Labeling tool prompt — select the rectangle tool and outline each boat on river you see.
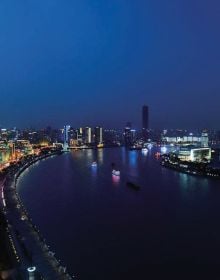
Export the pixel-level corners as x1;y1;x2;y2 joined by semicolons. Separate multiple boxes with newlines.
112;170;120;176
126;181;140;190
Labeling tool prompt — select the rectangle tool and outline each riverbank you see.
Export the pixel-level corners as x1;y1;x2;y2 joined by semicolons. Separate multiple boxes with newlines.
161;155;220;179
1;150;76;279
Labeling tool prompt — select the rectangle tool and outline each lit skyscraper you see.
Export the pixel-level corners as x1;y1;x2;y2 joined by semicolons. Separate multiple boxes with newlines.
85;127;92;144
201;131;209;147
63;125;70;151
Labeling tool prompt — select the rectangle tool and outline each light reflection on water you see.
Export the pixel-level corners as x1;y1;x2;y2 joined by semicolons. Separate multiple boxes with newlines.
97;149;104;164
91;165;97;178
84;149;93;162
128;151;138;167
178;172;209;199
128;151;139;177
112;174;120;185
141;150;148;156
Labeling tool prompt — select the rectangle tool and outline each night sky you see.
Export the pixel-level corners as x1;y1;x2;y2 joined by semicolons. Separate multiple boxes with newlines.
0;0;219;129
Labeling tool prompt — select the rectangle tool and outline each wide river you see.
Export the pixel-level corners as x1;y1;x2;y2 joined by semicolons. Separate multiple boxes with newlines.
17;148;220;279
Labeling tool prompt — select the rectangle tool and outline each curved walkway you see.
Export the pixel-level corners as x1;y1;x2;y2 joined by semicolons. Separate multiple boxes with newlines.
2;153;77;279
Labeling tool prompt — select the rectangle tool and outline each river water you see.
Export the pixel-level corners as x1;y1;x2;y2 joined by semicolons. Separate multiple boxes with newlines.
17;148;220;279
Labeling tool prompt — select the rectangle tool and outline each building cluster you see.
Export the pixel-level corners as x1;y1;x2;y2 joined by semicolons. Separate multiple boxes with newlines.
0;139;40;170
0;125;123;169
1;105;220;167
177;146;211;162
162;129;208;146
162;131;212;163
63;125;104;149
0;127;60;171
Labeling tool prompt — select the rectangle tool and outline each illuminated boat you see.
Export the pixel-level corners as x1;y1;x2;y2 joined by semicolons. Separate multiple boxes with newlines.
129;145;142;150
112;170;120;176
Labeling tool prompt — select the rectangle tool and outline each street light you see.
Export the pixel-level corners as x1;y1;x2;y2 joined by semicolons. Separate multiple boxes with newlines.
27;266;36;280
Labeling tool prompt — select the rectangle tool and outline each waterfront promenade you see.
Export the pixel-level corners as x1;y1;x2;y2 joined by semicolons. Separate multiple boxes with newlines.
1;152;76;279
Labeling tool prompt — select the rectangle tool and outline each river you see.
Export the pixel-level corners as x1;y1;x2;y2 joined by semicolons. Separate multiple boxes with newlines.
17;147;220;279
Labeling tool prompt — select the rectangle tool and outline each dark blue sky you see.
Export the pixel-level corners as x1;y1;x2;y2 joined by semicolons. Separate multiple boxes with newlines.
0;0;219;129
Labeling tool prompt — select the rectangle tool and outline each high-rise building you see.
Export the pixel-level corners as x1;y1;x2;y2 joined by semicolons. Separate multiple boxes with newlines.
201;132;209;147
95;127;103;145
63;125;70;150
142;105;149;139
130;129;137;143
84;127;92;144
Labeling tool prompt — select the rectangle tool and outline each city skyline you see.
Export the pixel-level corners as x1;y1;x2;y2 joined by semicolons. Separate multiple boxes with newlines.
1;1;220;279
0;0;219;129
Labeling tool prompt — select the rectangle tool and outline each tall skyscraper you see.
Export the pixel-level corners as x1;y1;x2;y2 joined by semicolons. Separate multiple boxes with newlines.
142;105;149;140
84;127;92;144
95;127;103;145
201;131;209;147
63;125;70;151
